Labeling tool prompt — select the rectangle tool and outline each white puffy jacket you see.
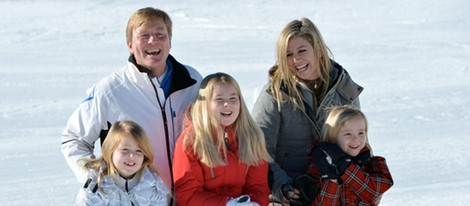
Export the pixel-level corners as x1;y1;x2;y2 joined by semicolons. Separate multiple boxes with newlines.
75;166;170;206
61;55;202;187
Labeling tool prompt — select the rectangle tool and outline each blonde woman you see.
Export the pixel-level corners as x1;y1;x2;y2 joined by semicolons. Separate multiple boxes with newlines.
252;18;362;204
252;17;363;205
309;106;393;205
173;72;272;206
75;120;169;206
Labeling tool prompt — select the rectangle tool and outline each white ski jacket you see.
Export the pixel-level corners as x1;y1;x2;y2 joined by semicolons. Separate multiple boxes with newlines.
61;55;202;187
75;166;170;206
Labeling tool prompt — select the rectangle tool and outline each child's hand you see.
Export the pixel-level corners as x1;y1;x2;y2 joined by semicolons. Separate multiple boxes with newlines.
311;142;351;179
351;149;371;167
310;145;339;179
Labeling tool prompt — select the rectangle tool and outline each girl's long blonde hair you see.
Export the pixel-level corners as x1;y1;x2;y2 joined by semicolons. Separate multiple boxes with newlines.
270;17;332;111
321;106;372;153
184;72;272;168
81;121;158;188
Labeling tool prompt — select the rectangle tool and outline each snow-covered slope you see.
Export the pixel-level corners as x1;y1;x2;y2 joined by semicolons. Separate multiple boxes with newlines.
1;0;469;205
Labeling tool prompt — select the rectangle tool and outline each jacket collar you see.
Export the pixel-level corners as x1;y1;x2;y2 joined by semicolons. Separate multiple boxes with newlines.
101;167;154;192
128;54;198;96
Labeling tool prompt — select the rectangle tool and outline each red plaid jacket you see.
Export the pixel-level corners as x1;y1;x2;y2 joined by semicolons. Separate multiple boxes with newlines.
308;149;393;206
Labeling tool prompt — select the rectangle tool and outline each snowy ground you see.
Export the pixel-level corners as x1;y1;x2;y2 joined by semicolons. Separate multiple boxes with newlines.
1;0;469;205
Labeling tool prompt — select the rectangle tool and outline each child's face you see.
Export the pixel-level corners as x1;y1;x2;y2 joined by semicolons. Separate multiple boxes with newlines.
210;82;240;127
112;136;144;179
336;116;367;157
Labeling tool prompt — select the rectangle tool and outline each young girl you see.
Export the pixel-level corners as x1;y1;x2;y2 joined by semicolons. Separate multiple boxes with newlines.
172;72;272;206
309;106;393;205
75;120;170;206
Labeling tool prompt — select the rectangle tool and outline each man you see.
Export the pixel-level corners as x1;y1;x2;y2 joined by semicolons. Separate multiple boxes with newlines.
61;7;202;190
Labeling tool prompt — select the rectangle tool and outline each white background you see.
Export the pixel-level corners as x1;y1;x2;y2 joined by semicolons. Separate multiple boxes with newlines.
1;0;469;205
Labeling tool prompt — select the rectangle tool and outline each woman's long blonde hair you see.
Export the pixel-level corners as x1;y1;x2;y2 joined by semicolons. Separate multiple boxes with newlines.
81;121;157;188
321;106;372;153
184;72;272;168
270;17;332;111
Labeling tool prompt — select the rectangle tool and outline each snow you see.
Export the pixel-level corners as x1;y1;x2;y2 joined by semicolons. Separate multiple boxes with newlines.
1;0;469;205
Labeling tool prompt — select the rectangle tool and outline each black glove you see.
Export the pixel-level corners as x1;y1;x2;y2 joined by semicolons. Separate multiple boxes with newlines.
351;149;371;167
311;142;351;179
281;184;303;206
310;146;338;179
293;174;318;205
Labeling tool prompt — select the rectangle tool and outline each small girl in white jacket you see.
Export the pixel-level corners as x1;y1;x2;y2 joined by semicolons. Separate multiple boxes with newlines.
75;120;169;206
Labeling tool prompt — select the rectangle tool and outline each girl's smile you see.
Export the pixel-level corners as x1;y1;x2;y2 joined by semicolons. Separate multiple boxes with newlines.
112;137;144;179
210;82;240;127
336;116;367;157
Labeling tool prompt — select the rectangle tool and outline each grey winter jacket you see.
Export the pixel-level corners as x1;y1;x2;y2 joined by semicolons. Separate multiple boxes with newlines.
75;166;170;206
252;62;363;202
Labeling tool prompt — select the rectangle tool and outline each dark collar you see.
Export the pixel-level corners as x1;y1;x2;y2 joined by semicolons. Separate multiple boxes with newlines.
128;54;198;96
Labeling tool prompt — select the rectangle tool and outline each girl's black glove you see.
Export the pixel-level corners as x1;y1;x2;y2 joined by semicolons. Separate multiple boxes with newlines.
351;149;371;167
310;142;351;179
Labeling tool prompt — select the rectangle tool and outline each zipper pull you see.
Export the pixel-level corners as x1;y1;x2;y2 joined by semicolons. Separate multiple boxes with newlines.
224;127;233;152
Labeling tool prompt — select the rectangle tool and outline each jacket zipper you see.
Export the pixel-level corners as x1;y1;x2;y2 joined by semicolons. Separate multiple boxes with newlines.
125;180;135;206
148;76;174;190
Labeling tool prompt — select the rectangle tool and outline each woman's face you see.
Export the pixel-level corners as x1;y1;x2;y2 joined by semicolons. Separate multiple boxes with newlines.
336;116;367;157
286;36;319;81
210;82;240;127
112;136;144;179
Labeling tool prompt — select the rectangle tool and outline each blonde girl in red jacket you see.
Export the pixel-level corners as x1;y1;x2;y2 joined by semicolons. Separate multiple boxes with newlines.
172;72;272;206
308;106;393;206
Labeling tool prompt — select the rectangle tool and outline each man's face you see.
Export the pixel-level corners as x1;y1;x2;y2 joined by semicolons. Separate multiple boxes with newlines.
128;18;171;76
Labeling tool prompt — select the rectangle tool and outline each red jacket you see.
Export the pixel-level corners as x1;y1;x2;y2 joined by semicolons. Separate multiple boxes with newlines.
172;126;270;206
308;149;393;206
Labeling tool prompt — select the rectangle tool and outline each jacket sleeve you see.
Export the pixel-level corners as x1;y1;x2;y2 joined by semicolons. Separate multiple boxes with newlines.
61;86;109;183
313;179;342;206
341;156;393;204
172;131;229;206
252;87;292;201
243;162;270;206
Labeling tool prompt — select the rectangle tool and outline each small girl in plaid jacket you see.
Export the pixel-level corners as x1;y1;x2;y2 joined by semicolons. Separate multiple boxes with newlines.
308;106;393;206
